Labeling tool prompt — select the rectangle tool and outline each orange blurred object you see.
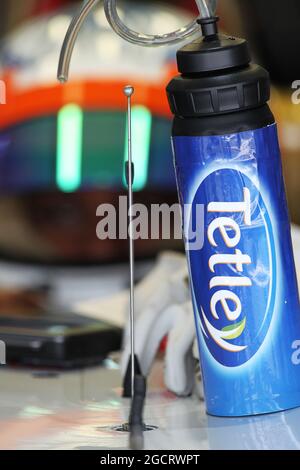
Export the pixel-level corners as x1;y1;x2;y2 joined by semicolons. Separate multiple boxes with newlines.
0;68;175;130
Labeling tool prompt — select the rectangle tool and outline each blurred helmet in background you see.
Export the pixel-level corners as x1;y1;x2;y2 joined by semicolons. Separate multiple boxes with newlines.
0;1;192;263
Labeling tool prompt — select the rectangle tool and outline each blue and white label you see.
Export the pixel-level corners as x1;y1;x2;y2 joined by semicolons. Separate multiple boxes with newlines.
188;169;276;367
173;125;300;416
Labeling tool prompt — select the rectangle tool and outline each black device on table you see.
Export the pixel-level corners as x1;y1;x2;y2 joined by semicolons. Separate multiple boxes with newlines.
0;311;122;369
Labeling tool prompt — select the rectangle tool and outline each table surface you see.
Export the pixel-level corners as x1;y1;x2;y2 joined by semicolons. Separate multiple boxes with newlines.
0;360;300;450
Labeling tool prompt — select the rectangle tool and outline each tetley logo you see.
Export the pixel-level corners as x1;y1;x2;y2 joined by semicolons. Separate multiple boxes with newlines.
189;169;276;367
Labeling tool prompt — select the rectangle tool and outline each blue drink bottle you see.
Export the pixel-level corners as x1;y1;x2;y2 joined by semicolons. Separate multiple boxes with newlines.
167;17;300;417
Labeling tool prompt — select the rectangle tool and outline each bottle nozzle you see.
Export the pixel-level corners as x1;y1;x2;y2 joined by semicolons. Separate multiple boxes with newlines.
197;16;219;39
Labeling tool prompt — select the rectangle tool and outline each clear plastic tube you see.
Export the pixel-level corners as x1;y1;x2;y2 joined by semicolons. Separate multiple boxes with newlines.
58;0;217;82
103;0;217;47
196;0;217;19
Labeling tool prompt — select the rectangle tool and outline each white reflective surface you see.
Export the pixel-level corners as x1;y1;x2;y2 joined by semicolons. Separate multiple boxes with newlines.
0;360;300;450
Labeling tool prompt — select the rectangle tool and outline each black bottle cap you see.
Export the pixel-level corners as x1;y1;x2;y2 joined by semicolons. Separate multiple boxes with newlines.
167;17;270;118
177;17;251;74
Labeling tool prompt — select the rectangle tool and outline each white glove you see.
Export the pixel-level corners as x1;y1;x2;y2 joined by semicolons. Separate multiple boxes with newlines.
121;251;203;397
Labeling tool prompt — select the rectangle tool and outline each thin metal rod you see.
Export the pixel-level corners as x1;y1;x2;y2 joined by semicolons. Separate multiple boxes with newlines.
124;85;135;398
